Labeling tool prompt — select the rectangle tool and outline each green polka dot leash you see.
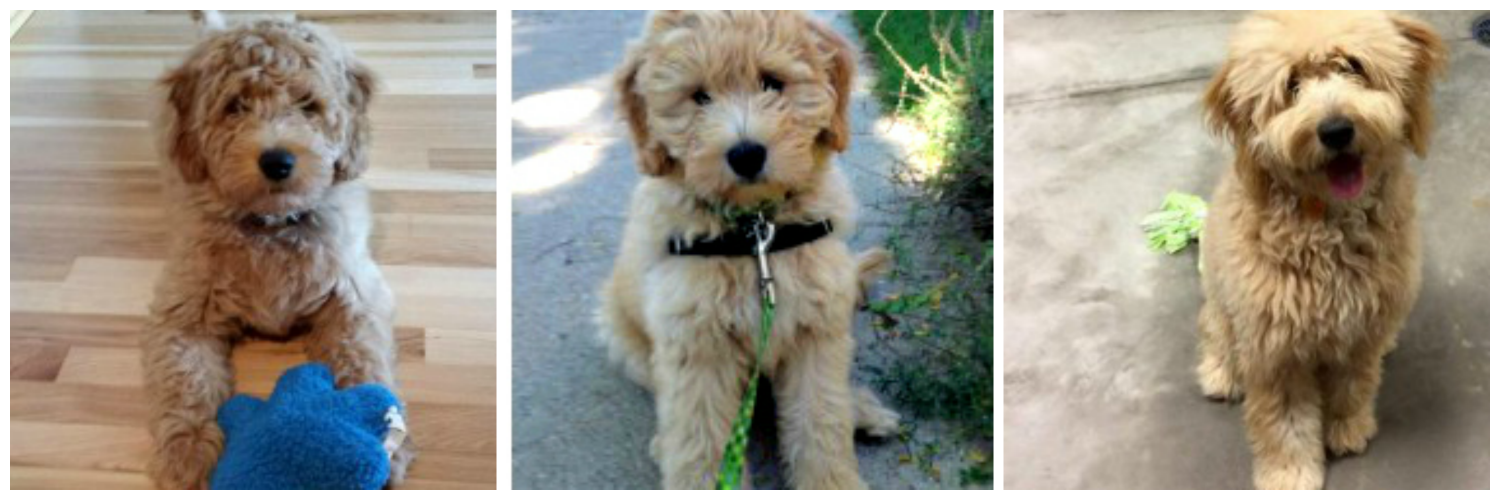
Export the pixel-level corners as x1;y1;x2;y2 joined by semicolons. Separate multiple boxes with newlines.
715;212;777;490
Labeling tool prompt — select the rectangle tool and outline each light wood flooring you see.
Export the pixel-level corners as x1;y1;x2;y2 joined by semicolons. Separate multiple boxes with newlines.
10;11;497;489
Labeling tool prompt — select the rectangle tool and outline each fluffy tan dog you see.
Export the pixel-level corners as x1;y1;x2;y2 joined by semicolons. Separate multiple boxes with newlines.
141;13;412;489
601;11;900;489
1198;11;1445;490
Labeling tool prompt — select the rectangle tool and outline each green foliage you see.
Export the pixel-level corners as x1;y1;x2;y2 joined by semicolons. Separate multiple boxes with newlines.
851;11;994;115
867;226;993;487
960;448;994;487
868;215;993;436
867;280;945;315
852;10;994;488
852;10;994;236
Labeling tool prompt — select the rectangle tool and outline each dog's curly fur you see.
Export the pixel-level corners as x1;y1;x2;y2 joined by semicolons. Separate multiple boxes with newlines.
141;15;413;489
1198;11;1445;490
601;11;899;489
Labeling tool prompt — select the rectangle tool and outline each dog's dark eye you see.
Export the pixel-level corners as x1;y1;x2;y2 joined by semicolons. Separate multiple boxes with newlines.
224;98;245;116
1286;74;1300;96
692;88;711;106
761;73;784;93
301;99;322;115
1346;57;1365;77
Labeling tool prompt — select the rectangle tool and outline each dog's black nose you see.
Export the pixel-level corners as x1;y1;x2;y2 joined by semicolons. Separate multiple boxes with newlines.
258;149;295;181
726;142;767;181
1317;116;1356;150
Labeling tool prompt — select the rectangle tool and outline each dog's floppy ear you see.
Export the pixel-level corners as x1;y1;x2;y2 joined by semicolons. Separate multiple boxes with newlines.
614;44;675;177
1204;60;1270;203
161;67;209;184
1202;59;1246;144
336;61;376;182
1391;14;1447;158
807;18;856;152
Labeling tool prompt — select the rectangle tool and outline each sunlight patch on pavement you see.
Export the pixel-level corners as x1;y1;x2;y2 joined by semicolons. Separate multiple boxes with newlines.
511;139;611;194
512;88;605;129
871;115;940;181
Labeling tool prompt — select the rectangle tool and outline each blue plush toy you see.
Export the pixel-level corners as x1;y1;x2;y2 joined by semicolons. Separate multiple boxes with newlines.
210;363;407;490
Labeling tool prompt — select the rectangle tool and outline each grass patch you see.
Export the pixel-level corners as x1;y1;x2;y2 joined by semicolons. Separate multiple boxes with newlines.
852;10;994;488
851;11;994;115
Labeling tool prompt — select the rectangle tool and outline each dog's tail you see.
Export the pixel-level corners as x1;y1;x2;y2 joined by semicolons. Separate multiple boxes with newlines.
191;10;226;35
855;248;893;306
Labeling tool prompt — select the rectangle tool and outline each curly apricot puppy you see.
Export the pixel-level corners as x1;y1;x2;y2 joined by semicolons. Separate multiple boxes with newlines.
141;12;412;489
1198;11;1445;489
601;11;899;489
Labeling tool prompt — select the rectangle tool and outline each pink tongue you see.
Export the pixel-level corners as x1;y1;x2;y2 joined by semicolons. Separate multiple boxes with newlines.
1326;154;1364;200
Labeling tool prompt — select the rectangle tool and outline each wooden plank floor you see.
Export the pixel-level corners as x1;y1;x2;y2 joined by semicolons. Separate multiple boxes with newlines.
9;11;497;489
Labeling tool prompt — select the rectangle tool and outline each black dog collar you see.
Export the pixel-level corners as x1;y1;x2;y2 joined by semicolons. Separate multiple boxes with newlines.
668;219;834;257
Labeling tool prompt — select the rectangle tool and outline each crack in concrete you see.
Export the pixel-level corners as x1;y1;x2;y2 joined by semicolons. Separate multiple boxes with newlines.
1004;67;1216;108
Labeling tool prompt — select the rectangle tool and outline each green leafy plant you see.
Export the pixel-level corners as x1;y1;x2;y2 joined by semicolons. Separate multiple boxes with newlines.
852;10;994;488
853;10;994;236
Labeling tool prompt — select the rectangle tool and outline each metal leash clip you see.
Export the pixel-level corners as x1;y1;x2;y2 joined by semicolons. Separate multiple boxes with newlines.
751;211;777;307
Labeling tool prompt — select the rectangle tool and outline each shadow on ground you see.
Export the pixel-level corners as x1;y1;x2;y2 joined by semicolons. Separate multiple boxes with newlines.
1003;11;1489;489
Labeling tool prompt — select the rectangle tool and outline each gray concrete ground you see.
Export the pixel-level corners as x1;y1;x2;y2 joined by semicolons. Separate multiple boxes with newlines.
512;11;964;489
1004;11;1489;489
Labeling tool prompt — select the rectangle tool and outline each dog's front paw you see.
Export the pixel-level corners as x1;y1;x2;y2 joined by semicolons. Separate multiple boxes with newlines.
148;425;224;489
853;387;900;438
857;405;901;439
1254;461;1324;490
1195;358;1242;401
1326;413;1377;456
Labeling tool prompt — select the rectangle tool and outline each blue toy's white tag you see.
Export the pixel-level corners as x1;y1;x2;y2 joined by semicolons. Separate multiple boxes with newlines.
383;406;407;459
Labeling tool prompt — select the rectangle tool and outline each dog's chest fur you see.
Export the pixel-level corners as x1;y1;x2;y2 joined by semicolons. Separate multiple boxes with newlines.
207;231;346;337
153;186;375;340
1212;174;1419;361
